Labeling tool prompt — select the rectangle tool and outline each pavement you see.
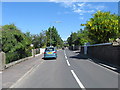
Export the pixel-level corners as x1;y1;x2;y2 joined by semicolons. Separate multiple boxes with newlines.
0;72;2;90
2;54;44;88
2;49;119;89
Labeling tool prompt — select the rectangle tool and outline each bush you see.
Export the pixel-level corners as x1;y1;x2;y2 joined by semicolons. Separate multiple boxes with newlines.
2;24;32;64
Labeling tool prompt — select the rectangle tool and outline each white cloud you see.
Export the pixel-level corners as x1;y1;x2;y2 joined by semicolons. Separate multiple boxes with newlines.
56;2;106;19
86;3;106;11
72;4;76;10
73;9;83;13
70;2;96;15
77;2;86;7
61;2;106;15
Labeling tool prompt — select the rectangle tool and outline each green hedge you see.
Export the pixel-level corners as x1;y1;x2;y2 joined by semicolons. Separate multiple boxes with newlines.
2;24;32;64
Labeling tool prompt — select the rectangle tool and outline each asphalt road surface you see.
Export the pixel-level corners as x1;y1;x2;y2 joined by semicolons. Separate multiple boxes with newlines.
0;72;2;90
11;49;118;89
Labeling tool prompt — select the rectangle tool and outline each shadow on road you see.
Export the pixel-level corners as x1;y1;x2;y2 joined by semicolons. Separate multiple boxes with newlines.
69;53;88;60
69;51;120;73
42;57;57;61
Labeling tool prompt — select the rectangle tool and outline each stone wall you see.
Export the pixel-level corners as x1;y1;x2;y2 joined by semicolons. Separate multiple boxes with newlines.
81;44;120;67
0;52;6;70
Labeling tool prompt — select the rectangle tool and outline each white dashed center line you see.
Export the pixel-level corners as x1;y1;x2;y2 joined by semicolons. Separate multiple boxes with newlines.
64;50;67;59
64;50;85;89
66;60;70;66
65;55;67;59
71;70;86;90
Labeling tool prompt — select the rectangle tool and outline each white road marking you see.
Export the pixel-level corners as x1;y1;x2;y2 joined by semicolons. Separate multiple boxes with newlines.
64;50;67;59
100;64;117;70
64;53;66;56
66;60;70;66
10;61;44;88
64;50;66;55
0;72;2;74
88;59;118;74
65;55;67;59
73;51;76;52
71;70;86;90
64;50;65;54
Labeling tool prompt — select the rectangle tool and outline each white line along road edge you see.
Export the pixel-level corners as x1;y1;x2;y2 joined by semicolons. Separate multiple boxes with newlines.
71;70;86;90
0;72;2;74
10;61;44;88
88;58;118;74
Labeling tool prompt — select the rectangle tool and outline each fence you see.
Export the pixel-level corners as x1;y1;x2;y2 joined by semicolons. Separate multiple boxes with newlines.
81;43;120;67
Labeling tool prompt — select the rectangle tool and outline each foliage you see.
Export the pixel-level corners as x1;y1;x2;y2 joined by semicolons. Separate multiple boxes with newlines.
81;11;119;44
24;26;63;49
31;30;47;48
46;26;63;47
67;29;91;46
2;24;32;64
77;28;92;45
0;26;2;52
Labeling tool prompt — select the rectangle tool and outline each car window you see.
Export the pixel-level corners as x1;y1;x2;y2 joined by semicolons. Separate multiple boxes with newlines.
45;48;54;51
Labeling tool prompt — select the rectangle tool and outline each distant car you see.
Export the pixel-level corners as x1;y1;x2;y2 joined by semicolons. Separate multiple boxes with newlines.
44;47;57;59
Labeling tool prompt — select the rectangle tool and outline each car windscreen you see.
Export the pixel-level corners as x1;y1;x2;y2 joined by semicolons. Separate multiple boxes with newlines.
45;48;54;51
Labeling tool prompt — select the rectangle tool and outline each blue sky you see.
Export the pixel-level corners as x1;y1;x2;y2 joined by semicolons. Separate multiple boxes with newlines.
2;2;118;40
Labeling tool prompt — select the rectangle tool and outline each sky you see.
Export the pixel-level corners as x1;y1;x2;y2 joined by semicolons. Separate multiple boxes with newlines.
2;2;119;40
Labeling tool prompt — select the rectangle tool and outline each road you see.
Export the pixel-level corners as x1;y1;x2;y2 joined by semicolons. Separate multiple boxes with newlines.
11;49;118;89
0;72;2;90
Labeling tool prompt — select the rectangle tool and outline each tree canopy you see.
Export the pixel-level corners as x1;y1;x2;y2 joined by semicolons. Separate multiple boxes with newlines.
2;24;32;63
81;11;119;43
67;28;91;46
67;11;120;46
46;26;63;47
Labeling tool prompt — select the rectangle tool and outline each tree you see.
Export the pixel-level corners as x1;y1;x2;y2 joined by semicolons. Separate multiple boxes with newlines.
46;26;63;47
2;24;32;63
81;11;119;44
30;26;63;48
76;28;92;45
67;28;91;46
67;32;78;46
25;32;32;41
0;26;2;52
32;34;41;48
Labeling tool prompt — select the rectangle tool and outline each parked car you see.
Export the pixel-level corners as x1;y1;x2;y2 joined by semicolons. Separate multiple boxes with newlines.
44;47;57;59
